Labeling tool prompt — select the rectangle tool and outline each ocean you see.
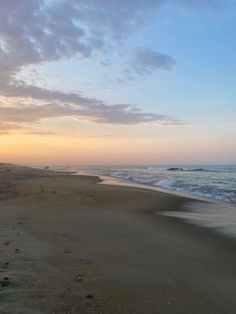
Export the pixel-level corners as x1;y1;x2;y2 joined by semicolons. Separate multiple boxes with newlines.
51;164;236;236
84;164;236;205
83;164;236;237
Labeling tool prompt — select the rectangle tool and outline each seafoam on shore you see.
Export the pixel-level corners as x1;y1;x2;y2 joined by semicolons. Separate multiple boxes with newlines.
162;201;236;238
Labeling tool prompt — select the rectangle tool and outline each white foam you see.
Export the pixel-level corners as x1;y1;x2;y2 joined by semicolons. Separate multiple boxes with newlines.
154;179;176;189
72;164;236;205
76;171;236;237
161;201;236;238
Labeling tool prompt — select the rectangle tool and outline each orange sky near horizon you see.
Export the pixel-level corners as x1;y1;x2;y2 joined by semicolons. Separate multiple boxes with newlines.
1;127;235;166
0;2;236;166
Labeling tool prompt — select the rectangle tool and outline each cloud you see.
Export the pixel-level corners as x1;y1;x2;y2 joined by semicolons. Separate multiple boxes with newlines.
0;82;184;127
132;47;176;74
0;0;173;80
0;0;221;130
0;102;183;129
119;47;176;82
0;132;9;136
0;0;90;80
0;0;224;80
24;131;56;136
0;121;23;132
74;0;221;41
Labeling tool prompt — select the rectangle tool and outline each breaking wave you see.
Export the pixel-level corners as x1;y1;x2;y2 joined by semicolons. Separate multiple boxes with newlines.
87;165;236;205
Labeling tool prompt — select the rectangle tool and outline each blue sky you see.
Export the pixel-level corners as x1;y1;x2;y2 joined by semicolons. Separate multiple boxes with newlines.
0;0;235;164
18;1;236;120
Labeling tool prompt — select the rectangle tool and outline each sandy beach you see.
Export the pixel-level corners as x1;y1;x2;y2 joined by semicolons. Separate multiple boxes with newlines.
0;164;236;314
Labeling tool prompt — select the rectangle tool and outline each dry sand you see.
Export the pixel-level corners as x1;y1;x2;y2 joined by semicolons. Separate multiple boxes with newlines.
0;164;236;313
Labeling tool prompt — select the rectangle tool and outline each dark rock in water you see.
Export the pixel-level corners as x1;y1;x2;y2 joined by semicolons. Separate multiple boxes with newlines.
191;168;205;172
167;167;183;171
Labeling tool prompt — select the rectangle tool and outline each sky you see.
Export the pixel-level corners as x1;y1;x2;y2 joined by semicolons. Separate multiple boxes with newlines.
0;0;235;165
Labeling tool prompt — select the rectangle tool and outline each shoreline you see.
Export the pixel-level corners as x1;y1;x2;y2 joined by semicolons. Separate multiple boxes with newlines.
76;170;236;209
0;164;236;313
76;171;236;238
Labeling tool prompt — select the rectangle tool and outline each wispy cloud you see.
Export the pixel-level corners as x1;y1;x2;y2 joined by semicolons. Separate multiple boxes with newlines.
0;0;224;81
0;103;183;129
132;47;176;74
119;47;176;82
0;0;222;131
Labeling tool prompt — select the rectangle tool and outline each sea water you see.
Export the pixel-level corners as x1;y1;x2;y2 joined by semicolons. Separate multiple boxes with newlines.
51;164;236;236
86;164;236;205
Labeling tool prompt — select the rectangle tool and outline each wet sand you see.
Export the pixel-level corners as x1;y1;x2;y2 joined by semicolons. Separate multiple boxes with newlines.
0;164;236;313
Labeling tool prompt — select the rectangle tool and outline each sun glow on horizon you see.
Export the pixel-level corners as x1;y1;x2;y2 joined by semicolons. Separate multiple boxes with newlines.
0;1;235;165
1;125;235;165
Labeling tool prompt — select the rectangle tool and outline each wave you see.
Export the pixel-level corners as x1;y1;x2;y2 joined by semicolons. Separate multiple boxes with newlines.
87;165;236;205
154;179;177;189
101;173;235;204
106;172;159;186
166;167;214;172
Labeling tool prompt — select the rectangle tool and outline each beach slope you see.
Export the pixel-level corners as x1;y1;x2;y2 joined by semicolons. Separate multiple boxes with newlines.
0;164;236;313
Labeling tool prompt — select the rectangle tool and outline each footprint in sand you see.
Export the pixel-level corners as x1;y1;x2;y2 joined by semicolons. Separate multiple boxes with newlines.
74;273;85;284
79;258;91;265
2;263;9;270
86;294;94;300
0;277;10;288
3;241;11;246
64;249;72;254
14;249;20;254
